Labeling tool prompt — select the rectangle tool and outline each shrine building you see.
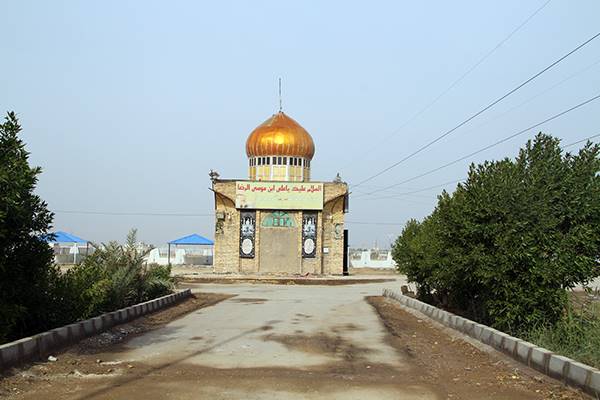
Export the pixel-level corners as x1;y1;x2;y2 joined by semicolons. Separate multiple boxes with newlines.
211;111;349;275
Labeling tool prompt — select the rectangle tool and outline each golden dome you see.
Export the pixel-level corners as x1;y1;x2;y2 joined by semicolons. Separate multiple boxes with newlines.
246;112;315;159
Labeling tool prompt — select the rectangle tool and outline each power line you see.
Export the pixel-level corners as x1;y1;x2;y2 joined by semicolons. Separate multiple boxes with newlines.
563;133;600;148
432;56;600;144
353;178;466;201
54;128;598;219
340;0;552;170
54;209;407;227
364;92;600;195
352;56;599;190
351;187;432;199
351;31;600;188
352;57;600;196
53;210;213;217
354;132;600;202
351;132;599;203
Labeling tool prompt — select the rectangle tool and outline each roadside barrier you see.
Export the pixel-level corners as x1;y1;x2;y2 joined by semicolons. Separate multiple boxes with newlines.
0;289;192;371
382;288;600;397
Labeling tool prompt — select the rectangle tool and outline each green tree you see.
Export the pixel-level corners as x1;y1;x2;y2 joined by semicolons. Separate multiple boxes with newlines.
0;112;55;342
392;133;600;333
393;217;442;303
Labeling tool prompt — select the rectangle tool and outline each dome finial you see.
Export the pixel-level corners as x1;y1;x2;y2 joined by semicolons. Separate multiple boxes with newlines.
278;77;283;112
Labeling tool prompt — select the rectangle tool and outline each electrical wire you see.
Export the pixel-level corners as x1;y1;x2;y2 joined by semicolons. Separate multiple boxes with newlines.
353;178;466;201
563;133;600;148
340;0;553;171
354;131;600;203
363;93;600;195
429;57;600;144
53;130;599;216
53;210;213;217
350;57;600;197
351;31;600;188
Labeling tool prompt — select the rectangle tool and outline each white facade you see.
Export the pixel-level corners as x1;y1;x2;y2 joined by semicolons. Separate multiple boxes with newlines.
349;249;396;269
146;247;213;266
50;242;93;264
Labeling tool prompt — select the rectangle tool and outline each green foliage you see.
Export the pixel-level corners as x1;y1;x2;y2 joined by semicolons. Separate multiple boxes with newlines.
393;133;600;333
62;229;174;319
0;112;55;342
141;263;174;302
524;296;600;368
392;218;441;303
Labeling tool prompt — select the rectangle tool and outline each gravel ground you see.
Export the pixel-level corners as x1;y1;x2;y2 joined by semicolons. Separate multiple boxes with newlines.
367;296;590;400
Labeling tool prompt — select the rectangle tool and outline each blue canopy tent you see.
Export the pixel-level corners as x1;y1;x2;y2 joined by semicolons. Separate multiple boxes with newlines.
167;234;214;265
48;231;88;244
46;231;90;263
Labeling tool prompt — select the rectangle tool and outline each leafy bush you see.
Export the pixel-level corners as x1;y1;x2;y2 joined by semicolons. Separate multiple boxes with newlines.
63;229;174;319
141;263;175;302
393;133;600;333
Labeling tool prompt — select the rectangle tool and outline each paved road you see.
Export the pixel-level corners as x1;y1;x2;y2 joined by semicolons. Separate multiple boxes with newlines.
108;281;436;399
10;280;584;400
39;279;440;400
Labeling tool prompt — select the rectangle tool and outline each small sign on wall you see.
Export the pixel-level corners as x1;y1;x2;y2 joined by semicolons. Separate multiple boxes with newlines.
334;223;344;239
239;211;256;258
302;212;317;258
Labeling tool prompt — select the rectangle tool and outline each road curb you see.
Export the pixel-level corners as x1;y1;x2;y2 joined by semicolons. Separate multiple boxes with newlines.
382;288;600;397
0;289;191;371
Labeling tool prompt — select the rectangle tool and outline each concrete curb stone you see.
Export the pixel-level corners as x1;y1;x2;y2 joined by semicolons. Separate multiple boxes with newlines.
0;289;191;371
479;327;495;345
530;347;553;374
501;335;520;356
568;361;593;388
516;340;534;364
548;354;572;381
590;371;600;394
382;288;600;397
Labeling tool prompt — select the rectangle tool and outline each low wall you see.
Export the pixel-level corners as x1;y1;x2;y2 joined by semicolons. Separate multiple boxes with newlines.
0;289;192;371
382;288;600;397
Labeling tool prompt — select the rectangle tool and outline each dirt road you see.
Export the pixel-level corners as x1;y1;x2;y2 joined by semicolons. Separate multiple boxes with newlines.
1;282;589;399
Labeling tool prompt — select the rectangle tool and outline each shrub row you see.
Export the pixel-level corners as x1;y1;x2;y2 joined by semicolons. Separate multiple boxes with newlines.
1;229;174;344
392;133;600;334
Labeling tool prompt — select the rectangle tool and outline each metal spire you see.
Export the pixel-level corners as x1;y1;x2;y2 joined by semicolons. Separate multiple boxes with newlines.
278;77;282;112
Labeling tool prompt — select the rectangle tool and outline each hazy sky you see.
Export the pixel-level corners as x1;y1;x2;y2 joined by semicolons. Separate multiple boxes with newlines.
2;1;599;248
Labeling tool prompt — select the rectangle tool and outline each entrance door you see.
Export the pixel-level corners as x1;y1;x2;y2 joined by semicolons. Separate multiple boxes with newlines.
259;211;300;274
